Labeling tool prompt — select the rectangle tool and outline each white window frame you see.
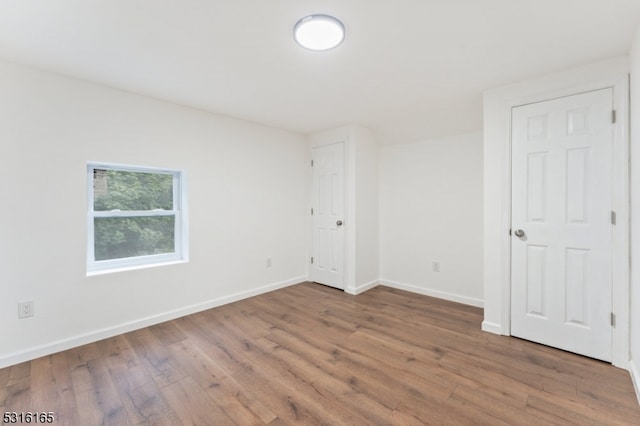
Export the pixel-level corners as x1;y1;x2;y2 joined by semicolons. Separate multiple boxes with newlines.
87;162;188;275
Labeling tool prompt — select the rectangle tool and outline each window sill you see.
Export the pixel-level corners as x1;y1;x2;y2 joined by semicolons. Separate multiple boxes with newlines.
86;259;188;277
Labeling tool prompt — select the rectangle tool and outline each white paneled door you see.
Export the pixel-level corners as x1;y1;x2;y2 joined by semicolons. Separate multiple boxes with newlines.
310;142;345;290
511;89;613;362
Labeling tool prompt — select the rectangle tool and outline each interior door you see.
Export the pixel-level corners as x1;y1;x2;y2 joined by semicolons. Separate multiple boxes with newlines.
510;88;613;362
310;142;345;290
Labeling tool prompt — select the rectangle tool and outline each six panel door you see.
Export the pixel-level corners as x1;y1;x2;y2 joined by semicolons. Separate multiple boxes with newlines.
511;89;614;361
310;142;345;289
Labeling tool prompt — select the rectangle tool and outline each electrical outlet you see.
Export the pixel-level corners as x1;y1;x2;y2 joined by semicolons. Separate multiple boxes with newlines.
18;301;34;319
266;257;272;268
432;261;440;272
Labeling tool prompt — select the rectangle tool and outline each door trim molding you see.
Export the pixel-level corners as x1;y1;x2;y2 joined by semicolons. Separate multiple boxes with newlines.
308;134;349;291
309;141;346;289
483;56;630;368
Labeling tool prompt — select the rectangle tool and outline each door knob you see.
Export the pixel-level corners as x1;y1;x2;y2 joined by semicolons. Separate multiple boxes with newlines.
336;220;343;226
514;229;525;237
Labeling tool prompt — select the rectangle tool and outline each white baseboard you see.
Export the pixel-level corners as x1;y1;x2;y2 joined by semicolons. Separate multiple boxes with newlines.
481;320;503;335
345;280;379;295
0;276;305;369
630;359;640;405
379;279;484;308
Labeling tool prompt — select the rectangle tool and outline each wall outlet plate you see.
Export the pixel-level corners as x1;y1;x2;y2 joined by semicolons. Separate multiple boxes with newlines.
18;301;34;318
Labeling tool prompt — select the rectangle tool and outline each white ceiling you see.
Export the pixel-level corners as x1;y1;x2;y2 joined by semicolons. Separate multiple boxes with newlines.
1;1;639;145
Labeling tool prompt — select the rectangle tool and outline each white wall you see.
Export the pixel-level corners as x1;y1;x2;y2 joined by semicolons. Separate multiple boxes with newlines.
629;26;640;401
353;126;379;292
0;61;308;368
379;132;484;306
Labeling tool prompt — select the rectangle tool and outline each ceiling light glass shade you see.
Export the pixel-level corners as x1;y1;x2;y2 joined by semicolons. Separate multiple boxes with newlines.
294;15;345;51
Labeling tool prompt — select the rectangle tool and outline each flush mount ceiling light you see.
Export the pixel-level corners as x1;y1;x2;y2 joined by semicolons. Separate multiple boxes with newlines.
294;14;345;51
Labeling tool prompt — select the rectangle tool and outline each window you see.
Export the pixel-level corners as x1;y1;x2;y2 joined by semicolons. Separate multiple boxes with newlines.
87;163;187;274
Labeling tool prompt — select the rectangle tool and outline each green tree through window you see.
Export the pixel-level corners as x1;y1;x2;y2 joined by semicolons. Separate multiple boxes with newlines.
88;164;186;273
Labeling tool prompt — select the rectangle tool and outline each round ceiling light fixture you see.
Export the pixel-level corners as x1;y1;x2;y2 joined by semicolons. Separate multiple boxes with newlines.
294;14;345;51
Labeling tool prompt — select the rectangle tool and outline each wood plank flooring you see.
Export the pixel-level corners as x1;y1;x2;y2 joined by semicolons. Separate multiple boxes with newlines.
2;283;639;425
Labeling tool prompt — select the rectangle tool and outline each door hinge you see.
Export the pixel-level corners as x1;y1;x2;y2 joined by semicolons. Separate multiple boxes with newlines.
311;208;313;215
310;256;314;264
611;110;616;124
509;228;512;236
611;312;616;327
611;211;616;225
311;160;314;167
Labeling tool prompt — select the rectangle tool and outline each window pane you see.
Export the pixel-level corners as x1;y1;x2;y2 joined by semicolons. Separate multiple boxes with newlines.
94;169;173;211
94;216;175;261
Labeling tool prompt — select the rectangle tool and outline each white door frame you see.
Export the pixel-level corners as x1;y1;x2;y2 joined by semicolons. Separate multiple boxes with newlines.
308;134;350;292
483;57;630;368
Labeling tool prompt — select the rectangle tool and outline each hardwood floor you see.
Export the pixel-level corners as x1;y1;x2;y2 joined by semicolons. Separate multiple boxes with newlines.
2;283;639;425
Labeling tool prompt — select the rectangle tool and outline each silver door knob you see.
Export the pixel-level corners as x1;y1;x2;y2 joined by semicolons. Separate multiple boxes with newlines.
514;229;525;237
336;220;343;226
